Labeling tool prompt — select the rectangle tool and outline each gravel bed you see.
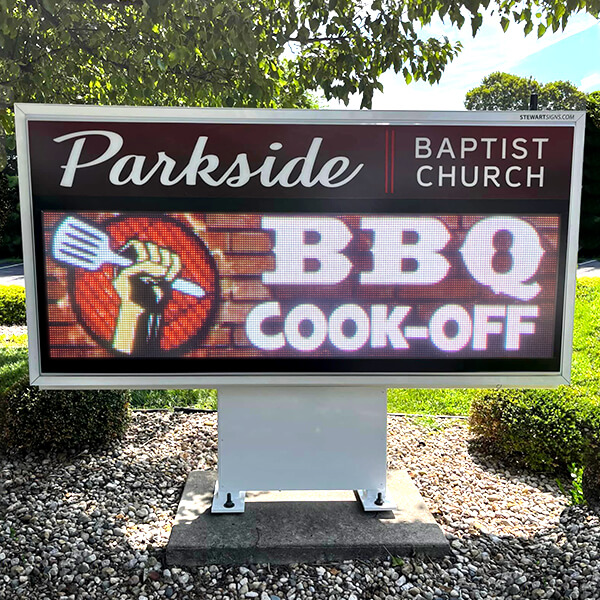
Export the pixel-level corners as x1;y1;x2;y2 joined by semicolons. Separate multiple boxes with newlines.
1;413;598;600
0;325;27;337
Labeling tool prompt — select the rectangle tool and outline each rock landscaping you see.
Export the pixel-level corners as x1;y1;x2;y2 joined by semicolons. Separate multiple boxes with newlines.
0;324;27;337
1;412;599;600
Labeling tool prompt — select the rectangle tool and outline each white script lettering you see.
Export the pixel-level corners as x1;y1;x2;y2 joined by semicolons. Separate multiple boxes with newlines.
54;132;364;189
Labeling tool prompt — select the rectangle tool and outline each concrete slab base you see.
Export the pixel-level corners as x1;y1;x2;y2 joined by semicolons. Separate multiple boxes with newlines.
166;470;450;565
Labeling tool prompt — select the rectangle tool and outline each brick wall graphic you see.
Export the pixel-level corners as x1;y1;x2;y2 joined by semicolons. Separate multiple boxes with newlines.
43;212;560;359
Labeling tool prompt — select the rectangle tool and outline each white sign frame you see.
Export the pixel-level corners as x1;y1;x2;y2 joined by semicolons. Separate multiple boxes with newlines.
15;104;586;388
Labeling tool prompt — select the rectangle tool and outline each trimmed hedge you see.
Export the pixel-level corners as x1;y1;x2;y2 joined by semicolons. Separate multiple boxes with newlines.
469;387;600;472
469;278;600;489
0;380;131;452
0;285;26;325
582;448;600;511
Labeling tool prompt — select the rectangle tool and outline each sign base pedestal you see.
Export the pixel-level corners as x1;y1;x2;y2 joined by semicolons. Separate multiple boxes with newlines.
356;487;398;511
167;469;450;566
211;485;397;514
211;481;246;514
211;386;394;514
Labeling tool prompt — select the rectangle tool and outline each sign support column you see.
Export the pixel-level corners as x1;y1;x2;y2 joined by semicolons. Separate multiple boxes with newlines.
211;386;396;513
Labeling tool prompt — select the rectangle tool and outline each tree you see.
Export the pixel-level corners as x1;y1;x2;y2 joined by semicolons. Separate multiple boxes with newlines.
466;75;598;257
1;2;599;257
465;72;541;110
465;72;587;111
2;0;599;116
590;90;600;127
541;80;589;111
580;92;600;257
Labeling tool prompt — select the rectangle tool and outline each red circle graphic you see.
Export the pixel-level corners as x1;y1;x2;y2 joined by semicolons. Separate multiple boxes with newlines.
71;215;218;353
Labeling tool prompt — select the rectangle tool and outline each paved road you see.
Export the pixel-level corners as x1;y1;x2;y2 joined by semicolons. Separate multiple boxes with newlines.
2;260;600;288
0;262;25;286
576;259;600;278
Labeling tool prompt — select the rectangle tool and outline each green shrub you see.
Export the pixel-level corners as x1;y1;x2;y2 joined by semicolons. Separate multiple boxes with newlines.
0;167;22;260
0;381;131;452
469;279;600;474
469;387;600;472
0;285;26;325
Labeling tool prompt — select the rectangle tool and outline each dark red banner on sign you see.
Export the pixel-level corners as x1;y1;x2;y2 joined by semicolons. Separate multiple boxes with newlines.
19;108;583;382
28;122;573;200
44;211;560;361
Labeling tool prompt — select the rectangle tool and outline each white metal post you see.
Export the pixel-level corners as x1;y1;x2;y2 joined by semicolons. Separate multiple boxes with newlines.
211;386;395;513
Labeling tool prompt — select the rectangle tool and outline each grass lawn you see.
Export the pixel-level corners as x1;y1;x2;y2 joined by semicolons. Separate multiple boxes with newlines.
130;388;217;410
2;278;600;415
569;278;600;393
0;333;28;395
0;335;218;409
389;277;600;415
387;388;477;416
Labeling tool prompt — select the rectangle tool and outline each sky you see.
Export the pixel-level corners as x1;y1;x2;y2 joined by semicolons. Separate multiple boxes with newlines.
326;11;600;111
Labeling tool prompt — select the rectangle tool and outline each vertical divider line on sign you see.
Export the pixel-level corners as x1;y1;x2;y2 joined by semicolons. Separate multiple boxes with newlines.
385;129;389;194
391;129;395;194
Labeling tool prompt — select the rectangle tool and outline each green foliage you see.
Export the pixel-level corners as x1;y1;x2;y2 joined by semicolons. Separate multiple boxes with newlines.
0;162;16;232
0;2;314;111
465;72;539;110
539;80;588;111
580;93;600;257
557;464;586;506
0;135;21;258
390;555;404;568
469;279;600;472
0;285;26;325
464;72;587;111
469;286;600;472
0;334;130;451
0;0;598;124
0;381;131;452
0;333;27;346
469;386;600;472
589;91;600;127
570;278;600;391
0;341;28;395
130;388;217;410
0;0;455;115
582;444;600;509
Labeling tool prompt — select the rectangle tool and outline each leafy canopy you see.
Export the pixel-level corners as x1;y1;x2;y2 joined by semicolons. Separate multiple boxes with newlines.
586;90;600;126
0;0;599;170
2;0;599;112
464;72;588;111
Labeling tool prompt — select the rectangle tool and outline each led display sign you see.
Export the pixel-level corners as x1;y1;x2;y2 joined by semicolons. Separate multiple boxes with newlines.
15;106;585;387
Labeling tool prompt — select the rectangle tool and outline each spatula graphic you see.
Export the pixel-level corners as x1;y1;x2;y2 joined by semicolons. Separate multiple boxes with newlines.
52;216;206;298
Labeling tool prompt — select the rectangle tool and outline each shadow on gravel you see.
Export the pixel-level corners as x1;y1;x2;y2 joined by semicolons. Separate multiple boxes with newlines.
2;413;599;600
0;412;216;594
466;438;568;498
437;505;600;600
